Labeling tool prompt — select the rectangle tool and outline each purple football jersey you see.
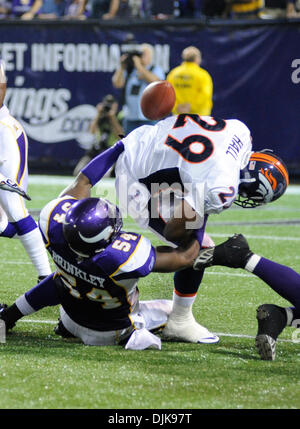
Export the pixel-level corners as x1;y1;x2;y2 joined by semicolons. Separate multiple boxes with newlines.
39;197;156;330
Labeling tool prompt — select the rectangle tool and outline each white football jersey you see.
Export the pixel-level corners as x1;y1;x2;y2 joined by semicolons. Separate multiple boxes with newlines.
115;114;252;228
0;104;30;222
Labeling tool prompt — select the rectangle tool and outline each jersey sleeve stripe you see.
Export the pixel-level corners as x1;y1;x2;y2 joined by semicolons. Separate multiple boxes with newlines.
39;196;76;247
15;131;27;186
110;236;153;278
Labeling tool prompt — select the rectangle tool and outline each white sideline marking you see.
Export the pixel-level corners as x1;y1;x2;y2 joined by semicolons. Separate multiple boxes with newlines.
28;176;300;194
129;226;300;241
209;233;300;241
17;319;295;343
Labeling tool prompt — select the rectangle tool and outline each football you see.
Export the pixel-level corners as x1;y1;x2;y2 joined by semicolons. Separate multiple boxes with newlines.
140;80;176;121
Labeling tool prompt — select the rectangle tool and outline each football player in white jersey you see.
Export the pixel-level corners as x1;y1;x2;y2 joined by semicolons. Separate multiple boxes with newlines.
65;113;289;344
0;60;51;282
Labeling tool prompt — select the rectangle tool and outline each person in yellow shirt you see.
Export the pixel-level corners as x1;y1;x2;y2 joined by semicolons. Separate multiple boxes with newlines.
166;46;213;116
229;0;265;18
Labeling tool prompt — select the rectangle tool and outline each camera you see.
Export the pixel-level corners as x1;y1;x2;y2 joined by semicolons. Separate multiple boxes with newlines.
97;94;115;130
122;50;142;73
101;94;115;114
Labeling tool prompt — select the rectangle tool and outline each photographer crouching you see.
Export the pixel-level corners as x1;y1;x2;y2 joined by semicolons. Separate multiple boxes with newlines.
112;43;165;135
73;94;123;176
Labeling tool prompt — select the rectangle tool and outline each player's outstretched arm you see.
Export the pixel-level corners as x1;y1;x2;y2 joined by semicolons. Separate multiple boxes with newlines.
59;172;92;200
59;140;125;199
153;239;200;273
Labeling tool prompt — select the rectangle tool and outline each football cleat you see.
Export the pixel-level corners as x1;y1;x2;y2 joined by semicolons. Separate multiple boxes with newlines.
54;318;76;339
0;178;31;201
0;303;15;331
255;304;287;361
194;234;253;270
161;313;219;344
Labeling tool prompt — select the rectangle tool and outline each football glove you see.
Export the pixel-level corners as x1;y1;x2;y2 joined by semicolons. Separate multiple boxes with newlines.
0;178;31;200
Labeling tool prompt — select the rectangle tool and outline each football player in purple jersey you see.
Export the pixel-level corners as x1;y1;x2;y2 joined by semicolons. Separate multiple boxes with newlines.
0;171;219;349
194;233;300;360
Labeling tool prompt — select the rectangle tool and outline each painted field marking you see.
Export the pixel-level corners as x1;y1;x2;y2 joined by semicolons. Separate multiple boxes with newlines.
16;318;295;344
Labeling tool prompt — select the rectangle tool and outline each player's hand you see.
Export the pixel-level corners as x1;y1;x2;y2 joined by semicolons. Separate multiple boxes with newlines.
0;178;31;200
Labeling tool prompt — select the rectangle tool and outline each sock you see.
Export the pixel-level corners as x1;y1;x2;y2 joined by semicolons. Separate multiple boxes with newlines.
169;289;196;320
174;266;205;296
0;222;17;238
246;255;300;320
14;216;52;277
172;267;204;316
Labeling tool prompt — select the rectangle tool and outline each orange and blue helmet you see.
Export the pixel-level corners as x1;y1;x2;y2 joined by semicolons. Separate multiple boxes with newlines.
235;150;289;208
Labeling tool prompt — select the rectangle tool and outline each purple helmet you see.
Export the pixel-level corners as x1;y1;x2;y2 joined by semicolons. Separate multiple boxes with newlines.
63;198;123;257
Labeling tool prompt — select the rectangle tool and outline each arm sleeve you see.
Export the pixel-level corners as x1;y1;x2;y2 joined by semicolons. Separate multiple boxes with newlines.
81;140;125;186
205;185;238;214
111;236;156;281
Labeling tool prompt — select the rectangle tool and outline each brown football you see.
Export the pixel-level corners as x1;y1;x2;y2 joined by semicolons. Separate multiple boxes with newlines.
140;80;176;121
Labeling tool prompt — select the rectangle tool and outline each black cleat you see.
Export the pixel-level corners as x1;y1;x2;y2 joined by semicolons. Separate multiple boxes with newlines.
0;303;15;331
54;318;76;339
37;275;48;283
194;234;253;270
255;304;287;361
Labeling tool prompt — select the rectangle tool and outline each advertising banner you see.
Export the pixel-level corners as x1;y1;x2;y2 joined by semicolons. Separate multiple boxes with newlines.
0;23;299;174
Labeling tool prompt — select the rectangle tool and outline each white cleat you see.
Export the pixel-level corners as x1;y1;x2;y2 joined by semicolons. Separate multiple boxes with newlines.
161;313;219;344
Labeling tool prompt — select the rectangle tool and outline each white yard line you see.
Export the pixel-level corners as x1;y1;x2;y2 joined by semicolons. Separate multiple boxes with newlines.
16;319;296;344
28;176;300;194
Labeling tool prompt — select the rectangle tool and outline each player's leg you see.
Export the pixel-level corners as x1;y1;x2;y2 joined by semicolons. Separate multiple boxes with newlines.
58;307;134;346
115;172;218;343
0;204;17;237
149;215;218;343
0;274;59;330
161;266;219;344
0;135;51;280
194;233;300;358
0;192;52;280
247;257;299;361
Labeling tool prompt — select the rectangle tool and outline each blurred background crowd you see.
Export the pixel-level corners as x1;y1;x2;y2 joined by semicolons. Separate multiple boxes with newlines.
0;0;299;21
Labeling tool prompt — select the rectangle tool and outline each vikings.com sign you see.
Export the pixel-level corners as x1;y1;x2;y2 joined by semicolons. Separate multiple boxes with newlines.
0;34;170;169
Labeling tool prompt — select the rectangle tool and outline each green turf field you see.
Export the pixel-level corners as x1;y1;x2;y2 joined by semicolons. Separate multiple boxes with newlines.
0;175;299;410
